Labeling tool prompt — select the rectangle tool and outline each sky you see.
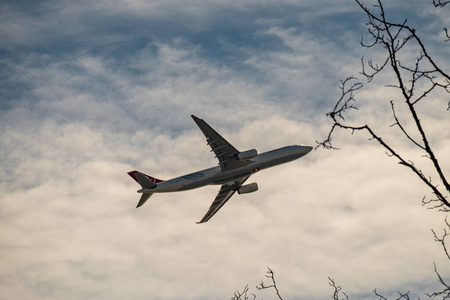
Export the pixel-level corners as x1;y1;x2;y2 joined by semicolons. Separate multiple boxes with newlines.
1;0;450;299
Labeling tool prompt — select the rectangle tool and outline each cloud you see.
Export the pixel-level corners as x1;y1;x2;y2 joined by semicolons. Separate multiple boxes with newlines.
1;1;449;299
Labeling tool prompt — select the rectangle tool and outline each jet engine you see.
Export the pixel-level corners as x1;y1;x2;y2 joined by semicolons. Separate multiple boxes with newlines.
236;149;258;161
238;183;258;194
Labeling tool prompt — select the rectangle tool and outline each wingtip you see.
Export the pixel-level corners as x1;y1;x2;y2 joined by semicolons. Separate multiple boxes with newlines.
191;115;199;120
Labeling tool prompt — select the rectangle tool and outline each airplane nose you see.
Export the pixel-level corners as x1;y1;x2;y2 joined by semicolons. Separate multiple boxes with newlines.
293;145;313;157
300;145;313;153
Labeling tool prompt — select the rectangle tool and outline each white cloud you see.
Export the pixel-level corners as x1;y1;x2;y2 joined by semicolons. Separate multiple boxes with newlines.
1;1;450;299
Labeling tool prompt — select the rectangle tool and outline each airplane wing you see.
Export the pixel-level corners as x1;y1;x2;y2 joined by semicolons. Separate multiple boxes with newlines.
197;176;249;224
191;115;249;171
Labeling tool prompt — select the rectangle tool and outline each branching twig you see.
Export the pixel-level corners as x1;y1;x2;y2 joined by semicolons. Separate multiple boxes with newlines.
316;77;363;150
373;289;411;300
427;263;450;299
329;277;349;300
231;285;256;300
389;100;425;150
432;217;450;261
432;0;450;42
444;28;450;42
256;267;283;300
432;0;450;8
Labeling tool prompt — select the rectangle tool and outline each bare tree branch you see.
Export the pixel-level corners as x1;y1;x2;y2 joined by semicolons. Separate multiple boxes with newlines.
444;28;450;42
256;267;283;300
427;263;450;299
316;77;363;150
389;100;425;150
432;0;450;8
329;277;349;300
319;0;450;210
232;285;256;300
237;2;450;299
432;217;450;261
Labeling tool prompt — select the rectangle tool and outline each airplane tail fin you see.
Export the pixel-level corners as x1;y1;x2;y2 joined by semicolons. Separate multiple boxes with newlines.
128;171;164;208
128;170;164;188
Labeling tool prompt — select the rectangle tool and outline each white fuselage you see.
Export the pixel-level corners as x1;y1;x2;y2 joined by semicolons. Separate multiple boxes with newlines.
139;145;312;194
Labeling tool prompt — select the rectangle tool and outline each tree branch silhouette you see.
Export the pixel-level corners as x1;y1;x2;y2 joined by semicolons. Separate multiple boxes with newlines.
256;267;283;300
236;1;449;299
317;0;450;298
318;0;450;211
231;285;256;300
329;277;349;300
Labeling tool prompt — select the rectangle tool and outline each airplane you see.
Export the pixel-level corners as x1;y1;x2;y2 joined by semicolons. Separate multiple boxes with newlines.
128;115;313;223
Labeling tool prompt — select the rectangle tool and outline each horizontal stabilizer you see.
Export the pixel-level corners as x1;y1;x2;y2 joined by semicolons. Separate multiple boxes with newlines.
128;171;162;208
137;193;153;208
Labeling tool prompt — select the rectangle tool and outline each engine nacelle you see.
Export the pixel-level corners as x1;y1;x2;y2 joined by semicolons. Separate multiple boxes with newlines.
238;183;258;194
236;149;258;161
